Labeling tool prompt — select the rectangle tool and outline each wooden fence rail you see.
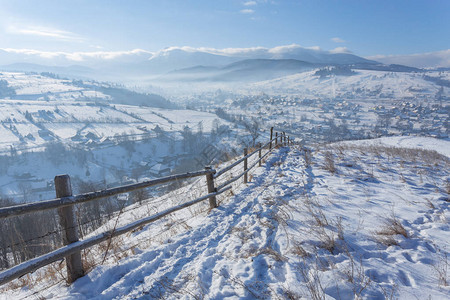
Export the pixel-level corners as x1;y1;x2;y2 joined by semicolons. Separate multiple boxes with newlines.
0;128;295;286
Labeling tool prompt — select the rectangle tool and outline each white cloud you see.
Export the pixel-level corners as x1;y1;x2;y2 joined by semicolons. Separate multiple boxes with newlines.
367;49;450;68
240;9;255;14
0;48;153;62
6;24;84;42
243;1;257;6
329;47;351;54
331;37;345;43
152;44;328;59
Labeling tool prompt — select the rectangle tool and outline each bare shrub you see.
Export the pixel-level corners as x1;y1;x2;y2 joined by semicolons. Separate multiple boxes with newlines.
374;214;408;247
315;227;336;253
341;252;372;298
298;258;326;300
380;283;398;300
291;242;308;257
374;235;399;247
376;216;408;238
425;198;436;209
445;179;450;202
281;287;302;300
433;252;448;287
303;148;313;167
305;198;329;228
323;151;336;174
335;216;345;240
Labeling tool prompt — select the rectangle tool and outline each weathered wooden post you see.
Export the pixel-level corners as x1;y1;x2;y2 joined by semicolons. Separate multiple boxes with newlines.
258;142;262;167
269;127;274;150
205;167;217;209
243;148;248;183
275;132;278;147
283;132;286;146
55;175;84;283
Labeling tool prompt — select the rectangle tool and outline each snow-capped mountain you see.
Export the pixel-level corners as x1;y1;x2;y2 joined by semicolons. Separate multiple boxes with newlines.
0;45;378;81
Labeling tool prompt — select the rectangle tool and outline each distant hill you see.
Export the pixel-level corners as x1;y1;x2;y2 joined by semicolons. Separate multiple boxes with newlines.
0;45;379;82
0;63;94;78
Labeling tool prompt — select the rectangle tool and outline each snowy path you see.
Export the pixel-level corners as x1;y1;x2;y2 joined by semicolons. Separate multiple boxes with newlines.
2;141;449;299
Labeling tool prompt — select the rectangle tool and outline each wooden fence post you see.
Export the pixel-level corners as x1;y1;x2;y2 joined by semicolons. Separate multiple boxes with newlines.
205;167;217;209
275;132;278;147
55;175;84;283
269;127;273;150
243;148;248;183
283;132;286;146
258;142;262;167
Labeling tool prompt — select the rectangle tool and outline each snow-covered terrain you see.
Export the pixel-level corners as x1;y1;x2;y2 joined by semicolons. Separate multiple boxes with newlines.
340;136;450;158
2;137;448;299
246;70;446;99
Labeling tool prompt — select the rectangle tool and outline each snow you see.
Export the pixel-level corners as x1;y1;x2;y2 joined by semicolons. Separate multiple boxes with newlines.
244;70;447;99
340;136;450;158
2;138;449;299
1;72;83;95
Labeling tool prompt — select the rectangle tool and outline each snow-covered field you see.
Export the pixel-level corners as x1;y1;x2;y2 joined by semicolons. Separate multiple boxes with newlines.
2;137;449;299
340;136;450;158
245;70;447;99
0;100;230;152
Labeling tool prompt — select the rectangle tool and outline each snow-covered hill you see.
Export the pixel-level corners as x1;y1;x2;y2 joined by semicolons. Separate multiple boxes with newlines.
0;45;376;78
2;137;448;299
0;72;244;201
246;69;446;99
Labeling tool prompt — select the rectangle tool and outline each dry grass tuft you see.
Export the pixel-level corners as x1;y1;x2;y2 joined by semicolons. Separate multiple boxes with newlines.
433;252;448;287
374;214;408;247
316;228;336;253
374;235;398;247
291;242;309;258
323;151;336;174
376;217;408;238
303;148;313;167
425;198;436;209
306;200;329;228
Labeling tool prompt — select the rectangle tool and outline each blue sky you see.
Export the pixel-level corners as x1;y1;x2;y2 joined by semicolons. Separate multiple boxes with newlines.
0;0;448;56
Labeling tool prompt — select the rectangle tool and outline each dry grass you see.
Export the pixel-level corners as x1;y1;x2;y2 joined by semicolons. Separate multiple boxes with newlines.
445;180;450;202
303;148;313;167
297;257;327;300
377;217;408;238
332;144;450;167
425;198;436;209
290;241;309;258
322;151;336;174
341;250;372;298
374;214;408;247
433;252;448;287
305;199;329;228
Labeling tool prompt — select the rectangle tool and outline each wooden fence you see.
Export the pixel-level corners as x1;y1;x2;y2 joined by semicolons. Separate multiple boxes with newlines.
0;128;294;286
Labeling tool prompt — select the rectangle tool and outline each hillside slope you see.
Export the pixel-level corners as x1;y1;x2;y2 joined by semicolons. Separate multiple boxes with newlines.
2;138;449;299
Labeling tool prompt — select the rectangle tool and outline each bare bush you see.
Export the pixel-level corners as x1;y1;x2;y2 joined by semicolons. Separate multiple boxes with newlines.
303;148;313;167
374;214;408;247
298;258;326;300
323;151;336;174
377;216;408;238
291;241;308;258
341;251;372;298
305;198;329;228
433;252;448;287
